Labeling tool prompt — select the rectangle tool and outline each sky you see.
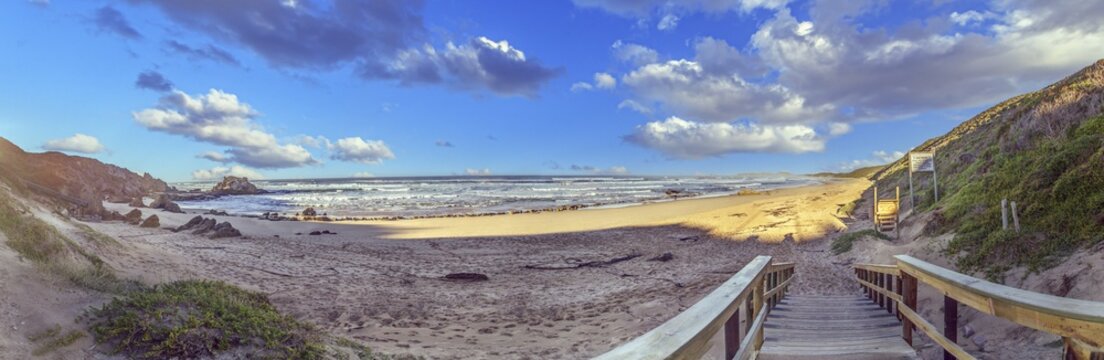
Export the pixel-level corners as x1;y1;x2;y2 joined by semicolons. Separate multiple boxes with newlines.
1;0;1102;182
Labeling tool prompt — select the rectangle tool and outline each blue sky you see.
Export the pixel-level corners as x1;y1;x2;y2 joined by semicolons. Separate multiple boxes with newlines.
1;0;1101;181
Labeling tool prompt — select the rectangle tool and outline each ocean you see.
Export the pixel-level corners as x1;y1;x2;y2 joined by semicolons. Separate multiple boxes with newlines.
172;175;818;218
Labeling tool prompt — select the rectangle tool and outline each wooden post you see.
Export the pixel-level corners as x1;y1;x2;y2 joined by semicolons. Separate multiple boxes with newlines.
1001;199;1009;230
745;296;753;335
944;295;959;360
753;274;765;350
873;185;879;234
1011;201;1021;232
724;309;740;359
887;274;895;314
895;187;901;239
901;271;917;346
896;276;903;319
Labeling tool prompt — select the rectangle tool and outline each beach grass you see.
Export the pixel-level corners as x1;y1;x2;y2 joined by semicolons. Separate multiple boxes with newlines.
831;229;891;255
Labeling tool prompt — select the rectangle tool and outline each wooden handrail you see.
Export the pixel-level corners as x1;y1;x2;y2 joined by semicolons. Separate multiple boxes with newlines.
854;256;1104;359
595;256;795;359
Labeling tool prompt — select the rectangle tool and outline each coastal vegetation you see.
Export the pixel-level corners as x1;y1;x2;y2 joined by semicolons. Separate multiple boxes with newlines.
871;60;1104;278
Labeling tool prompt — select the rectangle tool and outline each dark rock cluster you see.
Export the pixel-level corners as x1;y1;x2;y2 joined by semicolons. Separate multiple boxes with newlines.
174;216;242;239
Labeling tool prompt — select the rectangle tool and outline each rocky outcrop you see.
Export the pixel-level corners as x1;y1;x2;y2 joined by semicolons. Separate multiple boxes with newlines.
0;137;170;206
139;215;160;228
301;207;318;217
149;194;183;213
209;176;263;195
124;209;143;225
174;216;241;239
128;197;145;208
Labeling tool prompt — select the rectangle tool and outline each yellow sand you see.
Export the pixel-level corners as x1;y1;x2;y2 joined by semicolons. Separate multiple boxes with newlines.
352;178;870;241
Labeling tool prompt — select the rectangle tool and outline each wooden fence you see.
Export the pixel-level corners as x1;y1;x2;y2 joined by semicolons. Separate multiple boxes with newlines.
855;255;1104;360
595;256;794;360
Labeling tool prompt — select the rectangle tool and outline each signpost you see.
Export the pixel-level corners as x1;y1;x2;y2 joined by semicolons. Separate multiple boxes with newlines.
908;151;938;208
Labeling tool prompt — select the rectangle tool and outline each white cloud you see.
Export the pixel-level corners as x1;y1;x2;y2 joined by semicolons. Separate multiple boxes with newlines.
657;14;680;31
192;165;264;180
572;72;617;92
836;150;904;171
197;151;231;163
365;36;560;97
573;0;789;17
329;137;395;164
626;116;826;158
133;89;318;168
465;168;491;176
612;40;659;66
296;135;332;149
42;133;104;154
827;122;851;136
950;10;994;26
353;172;374;178
617;99;653;114
594;72;617;89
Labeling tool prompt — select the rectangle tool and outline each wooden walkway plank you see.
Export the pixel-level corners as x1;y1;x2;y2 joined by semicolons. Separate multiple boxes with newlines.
757;295;919;360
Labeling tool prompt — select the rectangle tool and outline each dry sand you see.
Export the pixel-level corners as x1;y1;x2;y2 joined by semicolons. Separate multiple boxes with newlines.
54;178;868;359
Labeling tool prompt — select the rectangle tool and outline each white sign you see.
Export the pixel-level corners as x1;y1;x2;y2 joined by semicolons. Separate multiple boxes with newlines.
910;152;934;172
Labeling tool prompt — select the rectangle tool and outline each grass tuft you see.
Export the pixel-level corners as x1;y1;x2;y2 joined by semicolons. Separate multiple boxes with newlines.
85;280;326;360
831;229;891;255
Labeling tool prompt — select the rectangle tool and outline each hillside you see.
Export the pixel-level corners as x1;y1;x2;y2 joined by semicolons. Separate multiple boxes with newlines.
0;137;170;218
870;59;1104;277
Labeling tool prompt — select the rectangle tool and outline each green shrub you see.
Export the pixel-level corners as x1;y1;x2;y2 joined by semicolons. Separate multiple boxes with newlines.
831;229;891;254
86;280;326;360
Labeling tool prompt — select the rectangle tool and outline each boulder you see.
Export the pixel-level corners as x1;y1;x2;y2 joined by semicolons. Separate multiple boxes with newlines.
175;216;204;232
128;197;145;208
106;194;131;204
209;176;262;195
302;207;318;217
124;209;143;225
150;194;183;213
139;215;160;228
209;222;242;238
103;211;127;222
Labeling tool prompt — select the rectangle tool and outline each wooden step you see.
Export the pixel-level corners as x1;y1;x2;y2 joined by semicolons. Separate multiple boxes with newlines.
757;294;918;360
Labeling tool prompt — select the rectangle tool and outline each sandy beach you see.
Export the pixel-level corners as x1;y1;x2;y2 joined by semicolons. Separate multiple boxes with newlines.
76;178;869;358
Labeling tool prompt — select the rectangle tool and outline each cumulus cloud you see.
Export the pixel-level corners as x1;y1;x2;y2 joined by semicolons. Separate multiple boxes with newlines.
93;6;141;39
611;0;1104;157
464;168;491;176
626;117;825;158
197;151;231;163
572;72;617;92
617;99;653;114
570;164;630;174
166;40;240;66
329;137;395;164
612;40;659;66
192;165;264;180
362;36;561;97
836;150;904;171
657;14;680;31
132;89;318;168
572;0;788;17
42;133;105;154
135;70;173;92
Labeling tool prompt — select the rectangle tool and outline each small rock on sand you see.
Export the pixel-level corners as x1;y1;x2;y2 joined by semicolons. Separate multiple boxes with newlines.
443;273;489;282
649;253;674;262
140;215;160;228
150;194;183;213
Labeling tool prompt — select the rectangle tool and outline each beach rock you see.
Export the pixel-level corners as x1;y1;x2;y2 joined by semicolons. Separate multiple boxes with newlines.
139;215;160;228
963;325;975;338
124;209;143;225
209;176;262;195
302;207;318;217
103;211;127;222
106;194;131;204
150;194;183;213
128;197;145;208
175;216;204;232
208;222;242;238
971;335;988;352
649;253;674;262
442;273;489;282
309;231;323;236
207;209;229;216
190;218;217;234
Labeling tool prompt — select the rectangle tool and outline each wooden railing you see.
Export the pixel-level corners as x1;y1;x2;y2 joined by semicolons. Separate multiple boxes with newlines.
595;256;795;360
855;255;1104;360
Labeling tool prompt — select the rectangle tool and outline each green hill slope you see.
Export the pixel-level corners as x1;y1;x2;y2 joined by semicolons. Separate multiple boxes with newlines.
871;59;1104;277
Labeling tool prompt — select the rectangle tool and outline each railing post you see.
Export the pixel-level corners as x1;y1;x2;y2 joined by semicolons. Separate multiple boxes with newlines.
725;308;740;359
753;274;765;351
876;272;885;309
944;296;959;360
901;271;917;346
896;275;903;320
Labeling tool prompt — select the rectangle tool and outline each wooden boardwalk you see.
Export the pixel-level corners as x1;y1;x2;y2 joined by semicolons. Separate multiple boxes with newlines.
758;295;918;359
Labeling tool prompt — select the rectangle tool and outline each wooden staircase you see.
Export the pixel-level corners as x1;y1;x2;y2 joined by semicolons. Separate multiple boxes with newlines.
873;185;900;238
758;295;918;359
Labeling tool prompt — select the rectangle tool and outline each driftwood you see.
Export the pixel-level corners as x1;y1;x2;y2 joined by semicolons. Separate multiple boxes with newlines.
524;254;641;270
